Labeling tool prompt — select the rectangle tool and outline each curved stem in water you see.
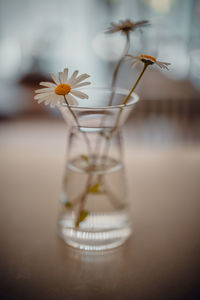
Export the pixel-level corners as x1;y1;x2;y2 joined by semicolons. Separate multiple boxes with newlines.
75;173;93;228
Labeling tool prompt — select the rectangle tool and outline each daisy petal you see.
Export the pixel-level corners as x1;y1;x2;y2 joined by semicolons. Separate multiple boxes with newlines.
50;73;60;85
126;54;139;60
126;57;135;63
68;70;79;84
58;95;66;105
35;68;91;108
73;81;91;88
52;95;63;106
50;97;57;108
156;61;168;70
66;94;79;106
71;90;88;99
63;68;68;82
35;88;54;93
44;98;52;106
159;61;171;66
71;74;90;86
59;72;64;83
40;82;57;88
162;65;169;70
34;92;53;99
130;60;140;69
163;66;169;70
37;96;50;104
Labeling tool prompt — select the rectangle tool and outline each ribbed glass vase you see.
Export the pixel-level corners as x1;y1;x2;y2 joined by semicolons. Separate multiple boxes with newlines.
58;88;139;251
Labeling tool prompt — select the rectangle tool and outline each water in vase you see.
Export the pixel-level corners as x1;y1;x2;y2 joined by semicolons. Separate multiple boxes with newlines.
58;155;132;251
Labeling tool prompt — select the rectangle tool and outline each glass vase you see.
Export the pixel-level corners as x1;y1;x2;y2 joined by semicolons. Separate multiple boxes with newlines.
58;88;139;251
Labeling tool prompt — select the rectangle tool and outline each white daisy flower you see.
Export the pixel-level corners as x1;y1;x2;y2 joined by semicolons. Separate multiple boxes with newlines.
106;19;150;35
126;54;171;70
34;68;91;107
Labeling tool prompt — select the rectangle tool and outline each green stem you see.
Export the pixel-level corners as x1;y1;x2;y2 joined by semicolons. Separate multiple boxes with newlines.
94;33;130;162
63;95;92;158
63;95;94;227
58;70;93;160
112;33;130;86
96;62;149;191
75;173;92;228
123;63;148;105
110;63;148;135
109;33;130;106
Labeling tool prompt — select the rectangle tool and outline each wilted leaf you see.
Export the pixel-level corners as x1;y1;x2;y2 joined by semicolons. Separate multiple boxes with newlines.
75;211;89;228
88;183;101;193
99;132;110;140
65;201;72;208
80;155;89;162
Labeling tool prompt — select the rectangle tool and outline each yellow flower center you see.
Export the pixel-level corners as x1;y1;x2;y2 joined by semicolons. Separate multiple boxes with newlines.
55;83;71;95
140;54;156;62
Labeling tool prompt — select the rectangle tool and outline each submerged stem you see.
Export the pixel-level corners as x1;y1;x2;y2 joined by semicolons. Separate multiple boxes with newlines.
75;173;92;228
62;96;94;227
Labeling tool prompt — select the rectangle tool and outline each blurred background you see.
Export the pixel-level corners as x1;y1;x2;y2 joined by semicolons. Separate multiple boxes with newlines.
0;1;200;299
0;0;200;126
0;0;200;146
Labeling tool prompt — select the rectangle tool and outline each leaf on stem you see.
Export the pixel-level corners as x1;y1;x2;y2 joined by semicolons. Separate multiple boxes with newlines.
80;154;89;162
99;132;110;140
75;211;89;228
88;183;102;194
65;201;72;209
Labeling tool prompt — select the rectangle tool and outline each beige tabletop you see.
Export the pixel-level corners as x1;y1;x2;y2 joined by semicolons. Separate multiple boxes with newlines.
0;118;200;299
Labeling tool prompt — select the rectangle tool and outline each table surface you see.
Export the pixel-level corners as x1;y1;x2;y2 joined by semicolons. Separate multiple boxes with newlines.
0;118;200;300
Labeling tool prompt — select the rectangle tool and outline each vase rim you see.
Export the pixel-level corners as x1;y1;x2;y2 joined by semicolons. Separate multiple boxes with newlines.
60;87;139;110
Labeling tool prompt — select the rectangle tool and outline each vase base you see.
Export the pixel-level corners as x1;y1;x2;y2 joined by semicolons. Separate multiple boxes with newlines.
58;226;131;251
58;211;132;251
